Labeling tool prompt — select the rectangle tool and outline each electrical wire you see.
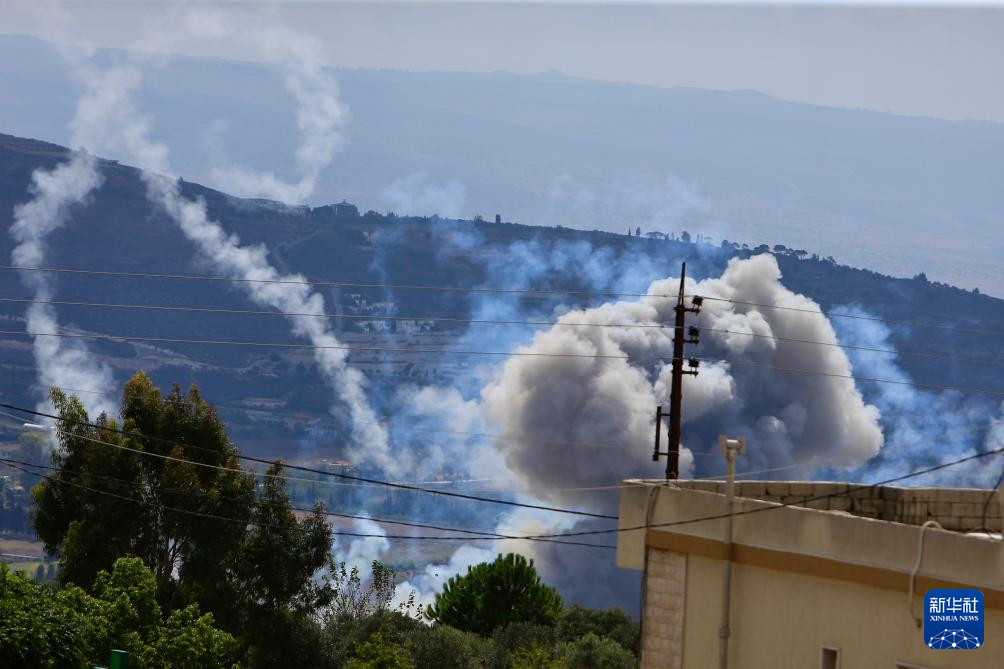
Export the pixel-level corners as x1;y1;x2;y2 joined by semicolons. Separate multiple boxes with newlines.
688;355;1004;399
0;376;702;463
0;296;669;331
4;263;1004;336
3;458;610;546
696;295;1004;338
0;402;618;520
0;456;613;550
4;296;1003;369
0;264;668;300
0;328;649;360
6;328;1004;399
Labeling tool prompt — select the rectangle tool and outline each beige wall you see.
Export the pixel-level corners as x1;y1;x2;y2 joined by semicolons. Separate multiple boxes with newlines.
678;550;1003;669
618;481;1004;668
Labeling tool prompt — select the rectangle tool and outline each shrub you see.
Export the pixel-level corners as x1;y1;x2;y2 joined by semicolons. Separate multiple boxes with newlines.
346;633;414;669
407;624;495;669
555;605;639;656
557;633;636;669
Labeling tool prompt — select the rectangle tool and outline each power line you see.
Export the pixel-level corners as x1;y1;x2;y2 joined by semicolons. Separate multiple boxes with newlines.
4;263;1004;337
4;296;1003;369
0;264;667;300
0;296;669;330
0;376;700;460
0;456;613;550
704;327;1004;370
697;295;1004;339
7;378;994;493
5;328;1004;399
5;390;1000;496
0;402;618;521
0;328;647;360
1;458;610;547
690;355;1004;399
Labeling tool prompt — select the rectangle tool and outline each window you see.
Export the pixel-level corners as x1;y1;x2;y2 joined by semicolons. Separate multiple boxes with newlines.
820;647;840;669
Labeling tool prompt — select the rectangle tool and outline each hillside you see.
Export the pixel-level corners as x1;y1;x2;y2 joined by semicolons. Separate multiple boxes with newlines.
1;131;1003;460
1;34;1003;294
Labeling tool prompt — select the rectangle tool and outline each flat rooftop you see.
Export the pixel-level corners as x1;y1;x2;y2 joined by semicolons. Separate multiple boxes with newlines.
617;480;1004;598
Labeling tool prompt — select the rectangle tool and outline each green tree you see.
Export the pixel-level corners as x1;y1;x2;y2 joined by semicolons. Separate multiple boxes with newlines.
30;372;330;663
425;553;563;636
0;558;235;669
0;563;87;668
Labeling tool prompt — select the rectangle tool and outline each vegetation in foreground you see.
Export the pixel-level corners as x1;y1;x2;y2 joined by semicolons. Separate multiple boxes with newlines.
0;372;638;668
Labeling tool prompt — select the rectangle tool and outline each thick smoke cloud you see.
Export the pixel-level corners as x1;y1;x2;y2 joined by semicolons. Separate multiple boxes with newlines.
482;254;885;504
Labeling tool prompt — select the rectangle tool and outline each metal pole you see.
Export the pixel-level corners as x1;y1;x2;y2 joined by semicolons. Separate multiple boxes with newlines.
666;264;688;479
717;436;745;669
653;406;663;462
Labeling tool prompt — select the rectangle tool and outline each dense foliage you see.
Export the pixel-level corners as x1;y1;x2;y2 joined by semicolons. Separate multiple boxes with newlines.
29;372;330;666
425;553;564;635
0;558;235;668
1;375;640;668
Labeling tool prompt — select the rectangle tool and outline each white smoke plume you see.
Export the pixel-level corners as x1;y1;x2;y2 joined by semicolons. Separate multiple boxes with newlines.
207;29;346;204
390;544;495;613
53;10;392;472
337;518;390;577
9;109;116;418
482;254;885;504
144;5;345;204
146;173;392;471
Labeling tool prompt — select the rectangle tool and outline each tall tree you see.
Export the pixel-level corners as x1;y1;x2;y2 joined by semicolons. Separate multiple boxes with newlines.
30;371;330;653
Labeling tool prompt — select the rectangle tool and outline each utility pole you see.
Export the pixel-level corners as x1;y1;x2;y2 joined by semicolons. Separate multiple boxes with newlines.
653;262;702;479
718;435;746;669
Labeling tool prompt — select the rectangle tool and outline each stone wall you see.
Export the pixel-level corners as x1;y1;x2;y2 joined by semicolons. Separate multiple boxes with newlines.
641;549;686;669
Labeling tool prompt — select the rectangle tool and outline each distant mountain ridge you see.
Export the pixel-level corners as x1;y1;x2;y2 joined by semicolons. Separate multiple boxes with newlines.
1;33;1002;295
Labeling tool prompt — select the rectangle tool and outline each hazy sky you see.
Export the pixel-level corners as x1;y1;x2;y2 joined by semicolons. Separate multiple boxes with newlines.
5;1;1004;123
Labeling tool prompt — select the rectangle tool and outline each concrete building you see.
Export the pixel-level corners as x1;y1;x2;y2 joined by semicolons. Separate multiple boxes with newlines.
617;479;1003;668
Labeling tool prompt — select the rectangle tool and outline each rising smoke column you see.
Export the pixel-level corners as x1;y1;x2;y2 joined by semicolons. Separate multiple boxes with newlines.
200;18;347;204
482;254;885;505
9;68;121;418
145;172;392;472
53;12;392;472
